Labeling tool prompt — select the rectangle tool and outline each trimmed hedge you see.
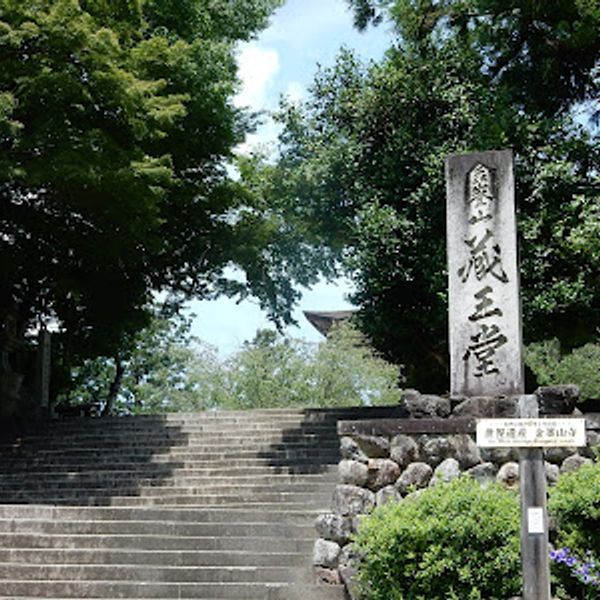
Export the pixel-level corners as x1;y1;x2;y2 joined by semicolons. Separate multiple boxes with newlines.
353;477;521;600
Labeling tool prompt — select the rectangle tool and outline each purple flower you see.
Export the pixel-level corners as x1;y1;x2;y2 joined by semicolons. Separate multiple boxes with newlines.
549;546;600;588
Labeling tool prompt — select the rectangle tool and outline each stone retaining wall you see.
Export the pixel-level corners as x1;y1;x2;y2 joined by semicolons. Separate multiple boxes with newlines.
312;386;600;598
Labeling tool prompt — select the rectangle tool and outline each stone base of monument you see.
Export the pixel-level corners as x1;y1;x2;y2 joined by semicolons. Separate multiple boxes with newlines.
313;386;599;599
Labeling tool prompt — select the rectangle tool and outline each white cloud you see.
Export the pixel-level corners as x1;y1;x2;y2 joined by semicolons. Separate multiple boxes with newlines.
264;0;353;50
234;119;282;158
284;81;305;103
263;0;392;69
234;43;280;110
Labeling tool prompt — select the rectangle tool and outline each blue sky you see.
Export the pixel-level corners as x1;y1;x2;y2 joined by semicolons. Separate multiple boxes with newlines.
189;0;393;354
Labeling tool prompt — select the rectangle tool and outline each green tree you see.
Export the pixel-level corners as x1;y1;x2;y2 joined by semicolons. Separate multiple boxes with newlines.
310;321;404;407
347;0;600;118
63;319;403;415
258;0;600;390
1;0;339;415
217;329;315;410
215;321;404;410
59;303;210;415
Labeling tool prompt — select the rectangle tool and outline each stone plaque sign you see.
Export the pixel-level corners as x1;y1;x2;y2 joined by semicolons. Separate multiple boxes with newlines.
446;150;524;396
476;418;587;448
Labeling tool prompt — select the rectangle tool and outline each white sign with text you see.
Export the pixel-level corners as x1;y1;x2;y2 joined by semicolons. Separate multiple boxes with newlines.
476;418;586;448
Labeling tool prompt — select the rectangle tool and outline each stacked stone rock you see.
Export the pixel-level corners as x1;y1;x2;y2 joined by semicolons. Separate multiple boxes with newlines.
313;387;599;597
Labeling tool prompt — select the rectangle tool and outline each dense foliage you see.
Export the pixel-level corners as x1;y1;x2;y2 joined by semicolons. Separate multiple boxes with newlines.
353;477;522;600
351;463;600;600
58;303;202;415
257;0;600;390
549;462;600;600
1;0;341;411
550;462;600;558
354;462;600;600
526;340;600;401
347;0;600;118
62;316;403;414
215;322;403;410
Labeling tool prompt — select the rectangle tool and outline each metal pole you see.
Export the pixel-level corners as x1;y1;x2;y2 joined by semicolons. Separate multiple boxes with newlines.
519;395;551;600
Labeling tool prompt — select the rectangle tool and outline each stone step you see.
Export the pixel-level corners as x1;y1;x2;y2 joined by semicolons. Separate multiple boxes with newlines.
12;428;336;443
0;480;336;495
0;515;316;534
2;431;337;451
0;580;294;598
36;406;399;426
0;492;332;510
0;548;310;567
0;505;323;523
0;434;340;452
0;591;348;600
0;564;311;584
0;463;339;479
1;441;314;456
42;412;315;423
2;444;340;457
1;503;329;513
5;430;337;446
2;428;341;443
15;409;398;438
0;494;332;509
0;451;340;467
0;594;347;600
0;583;348;600
0;458;340;475
0;406;370;599
28;420;342;434
0;482;336;497
0;533;315;552
0;512;314;539
0;587;347;600
20;491;329;508
0;467;337;484
0;471;335;486
0;502;324;516
0;478;335;492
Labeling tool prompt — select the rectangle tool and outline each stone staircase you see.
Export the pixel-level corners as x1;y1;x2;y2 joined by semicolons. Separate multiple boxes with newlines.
0;406;400;599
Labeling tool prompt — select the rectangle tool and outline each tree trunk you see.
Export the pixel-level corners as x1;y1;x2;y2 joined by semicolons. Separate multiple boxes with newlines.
102;356;124;417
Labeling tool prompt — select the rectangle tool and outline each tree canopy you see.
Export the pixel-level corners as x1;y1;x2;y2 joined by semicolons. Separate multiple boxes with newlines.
254;0;600;390
0;0;321;383
59;303;205;415
63;315;403;414
347;0;600;117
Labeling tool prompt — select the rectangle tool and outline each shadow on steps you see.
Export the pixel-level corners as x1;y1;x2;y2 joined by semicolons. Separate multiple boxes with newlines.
256;406;406;475
0;416;188;506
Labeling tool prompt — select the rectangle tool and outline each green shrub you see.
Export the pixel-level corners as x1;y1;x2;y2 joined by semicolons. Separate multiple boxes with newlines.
549;462;600;599
353;477;521;600
526;340;600;401
550;462;600;557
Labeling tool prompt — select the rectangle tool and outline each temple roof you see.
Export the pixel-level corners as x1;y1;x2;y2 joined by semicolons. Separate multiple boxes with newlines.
303;310;356;337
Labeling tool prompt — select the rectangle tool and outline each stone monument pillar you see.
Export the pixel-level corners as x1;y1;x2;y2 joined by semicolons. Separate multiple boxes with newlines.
447;151;550;600
445;150;524;397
